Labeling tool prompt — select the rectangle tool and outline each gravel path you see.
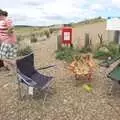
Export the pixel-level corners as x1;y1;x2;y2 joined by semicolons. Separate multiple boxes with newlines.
0;34;120;120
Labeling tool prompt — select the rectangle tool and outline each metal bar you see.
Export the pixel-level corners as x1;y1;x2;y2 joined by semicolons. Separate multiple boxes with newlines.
37;65;56;70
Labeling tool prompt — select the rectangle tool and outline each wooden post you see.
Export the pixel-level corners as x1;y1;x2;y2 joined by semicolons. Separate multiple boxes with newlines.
85;33;90;48
98;33;103;46
57;35;62;50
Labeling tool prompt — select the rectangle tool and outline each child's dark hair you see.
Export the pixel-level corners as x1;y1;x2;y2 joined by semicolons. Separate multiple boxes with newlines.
2;11;8;16
0;9;3;16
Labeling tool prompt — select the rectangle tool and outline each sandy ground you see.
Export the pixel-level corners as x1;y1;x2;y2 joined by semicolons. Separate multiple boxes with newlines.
0;34;120;120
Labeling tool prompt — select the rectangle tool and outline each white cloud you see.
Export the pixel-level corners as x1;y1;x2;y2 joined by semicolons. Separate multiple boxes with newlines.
112;0;120;8
0;0;119;26
90;4;104;11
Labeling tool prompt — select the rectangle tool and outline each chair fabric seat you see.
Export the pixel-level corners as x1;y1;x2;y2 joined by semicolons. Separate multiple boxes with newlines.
31;71;53;88
16;53;54;92
18;71;53;88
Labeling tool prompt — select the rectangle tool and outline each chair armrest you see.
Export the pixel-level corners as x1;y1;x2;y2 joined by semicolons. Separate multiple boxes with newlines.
17;72;37;87
37;65;56;70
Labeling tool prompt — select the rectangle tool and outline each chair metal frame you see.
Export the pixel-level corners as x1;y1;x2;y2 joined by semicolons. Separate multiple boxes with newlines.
16;53;56;104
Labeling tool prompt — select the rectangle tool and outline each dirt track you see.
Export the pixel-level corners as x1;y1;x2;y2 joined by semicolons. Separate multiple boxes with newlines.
0;34;120;120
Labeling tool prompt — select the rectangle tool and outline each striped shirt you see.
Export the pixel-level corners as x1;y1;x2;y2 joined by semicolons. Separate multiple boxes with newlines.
0;17;16;44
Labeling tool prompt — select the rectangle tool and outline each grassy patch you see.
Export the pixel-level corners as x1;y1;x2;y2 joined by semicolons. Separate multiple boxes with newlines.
56;47;81;63
93;42;120;60
94;50;111;59
79;47;92;53
17;45;33;56
106;42;120;57
30;34;38;43
44;30;50;38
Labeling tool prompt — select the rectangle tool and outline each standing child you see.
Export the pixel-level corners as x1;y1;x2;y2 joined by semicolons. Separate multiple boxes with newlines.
0;10;17;75
0;10;4;68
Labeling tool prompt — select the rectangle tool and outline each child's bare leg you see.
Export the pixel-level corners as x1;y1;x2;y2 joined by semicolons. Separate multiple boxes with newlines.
3;60;16;75
3;61;9;69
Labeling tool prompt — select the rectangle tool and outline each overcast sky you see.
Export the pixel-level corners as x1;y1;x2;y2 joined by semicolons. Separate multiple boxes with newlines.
0;0;120;26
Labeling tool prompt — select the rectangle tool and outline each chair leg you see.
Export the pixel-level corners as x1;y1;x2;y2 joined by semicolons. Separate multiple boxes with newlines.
18;80;22;100
18;79;27;100
28;87;34;95
43;92;48;105
42;86;51;105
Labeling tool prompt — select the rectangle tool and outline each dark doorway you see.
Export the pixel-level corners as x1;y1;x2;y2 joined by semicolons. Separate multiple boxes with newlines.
114;31;120;44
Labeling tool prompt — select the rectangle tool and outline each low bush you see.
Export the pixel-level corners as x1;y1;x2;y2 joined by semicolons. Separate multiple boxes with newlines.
93;50;111;59
49;28;54;34
79;47;92;53
56;47;80;62
17;35;23;42
93;42;120;59
106;42;120;57
30;34;38;43
17;45;32;56
44;30;50;38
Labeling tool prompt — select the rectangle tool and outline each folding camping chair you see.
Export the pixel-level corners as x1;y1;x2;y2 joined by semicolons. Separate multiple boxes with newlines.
16;53;55;104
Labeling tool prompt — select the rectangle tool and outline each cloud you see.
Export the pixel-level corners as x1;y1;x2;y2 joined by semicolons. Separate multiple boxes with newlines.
89;4;104;11
111;0;120;8
25;2;41;6
42;0;88;17
23;0;52;7
0;0;119;26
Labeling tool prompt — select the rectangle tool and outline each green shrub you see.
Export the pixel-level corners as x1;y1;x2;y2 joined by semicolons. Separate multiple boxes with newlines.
56;47;81;62
44;30;50;38
93;41;120;60
49;28;58;34
94;50;111;59
30;34;38;43
79;47;92;53
17;35;22;42
56;47;73;62
17;46;32;56
40;32;44;37
49;28;54;34
106;42;120;57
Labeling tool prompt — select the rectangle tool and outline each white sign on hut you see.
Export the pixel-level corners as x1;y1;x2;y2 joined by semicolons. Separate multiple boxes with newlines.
106;17;120;44
106;17;120;30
